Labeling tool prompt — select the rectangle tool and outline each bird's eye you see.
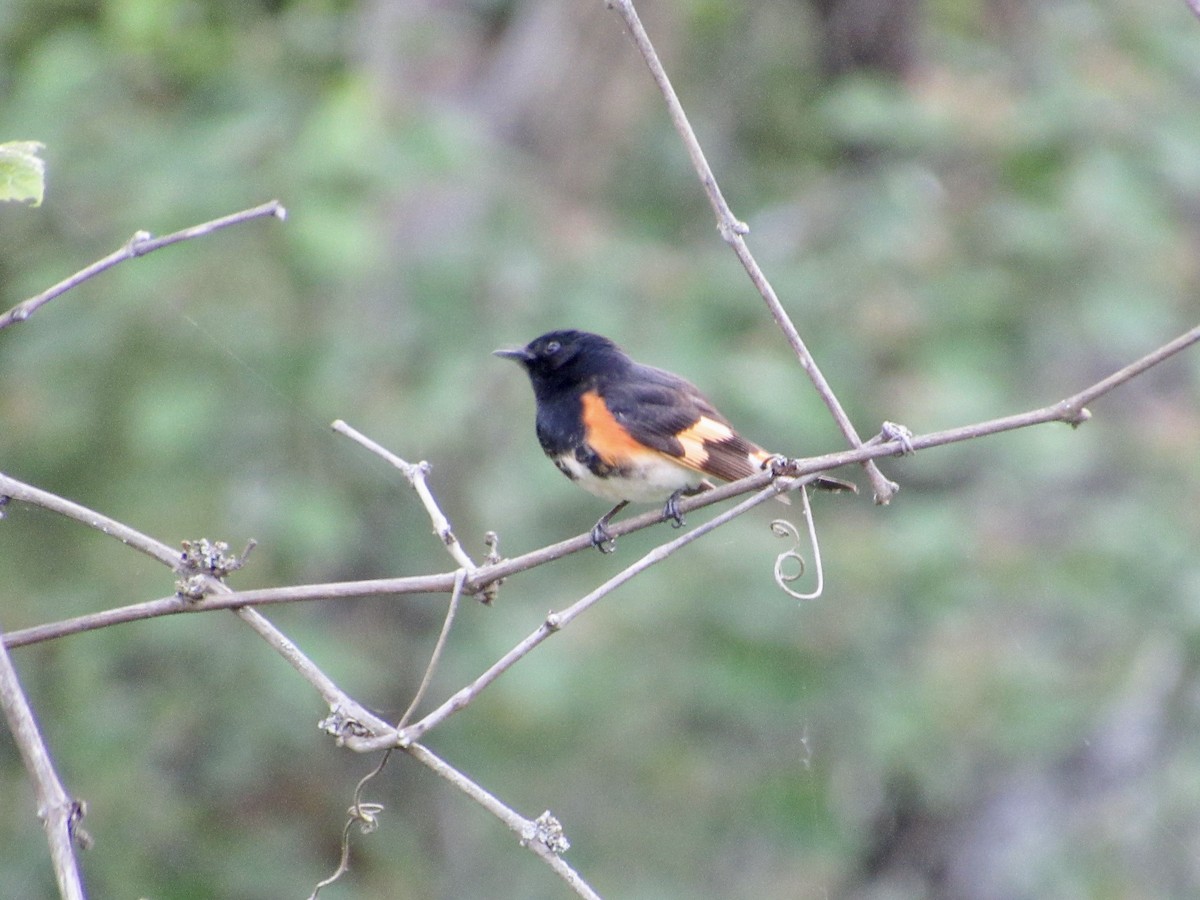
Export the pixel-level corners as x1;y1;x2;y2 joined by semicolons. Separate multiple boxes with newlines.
543;340;561;356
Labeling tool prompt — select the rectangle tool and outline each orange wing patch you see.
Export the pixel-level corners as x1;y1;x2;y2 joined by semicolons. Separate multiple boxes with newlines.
672;417;772;482
580;390;655;466
671;416;774;482
672;416;729;471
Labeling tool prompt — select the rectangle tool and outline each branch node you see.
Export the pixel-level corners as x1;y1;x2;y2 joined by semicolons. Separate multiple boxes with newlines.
521;810;571;855
318;707;380;746
175;537;254;598
545;611;562;631
1062;404;1092;428
125;230;153;256
174;574;211;601
483;531;501;565
178;537;253;578
872;478;900;505
880;421;916;456
765;453;796;477
717;217;749;242
478;532;503;605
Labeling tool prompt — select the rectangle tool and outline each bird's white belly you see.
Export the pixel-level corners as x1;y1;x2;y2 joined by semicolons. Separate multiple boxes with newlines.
553;453;702;503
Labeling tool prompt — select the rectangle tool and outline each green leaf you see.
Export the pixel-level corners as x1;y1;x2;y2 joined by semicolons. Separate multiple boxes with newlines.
0;140;46;206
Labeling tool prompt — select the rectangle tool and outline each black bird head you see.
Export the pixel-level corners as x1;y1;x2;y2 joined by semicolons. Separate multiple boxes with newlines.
494;330;630;398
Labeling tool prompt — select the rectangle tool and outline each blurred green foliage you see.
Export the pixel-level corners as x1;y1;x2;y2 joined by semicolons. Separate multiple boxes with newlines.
0;140;45;205
2;0;1199;897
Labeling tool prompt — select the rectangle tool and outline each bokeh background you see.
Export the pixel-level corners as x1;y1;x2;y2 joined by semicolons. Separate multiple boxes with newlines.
2;0;1200;897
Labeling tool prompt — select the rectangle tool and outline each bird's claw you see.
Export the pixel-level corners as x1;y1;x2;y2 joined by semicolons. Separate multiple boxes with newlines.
591;521;617;554
663;491;686;529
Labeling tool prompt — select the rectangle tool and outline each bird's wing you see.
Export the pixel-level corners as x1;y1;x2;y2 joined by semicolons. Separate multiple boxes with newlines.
596;365;771;483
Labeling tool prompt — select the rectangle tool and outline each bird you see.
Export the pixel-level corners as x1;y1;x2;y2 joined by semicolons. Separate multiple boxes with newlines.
495;329;855;552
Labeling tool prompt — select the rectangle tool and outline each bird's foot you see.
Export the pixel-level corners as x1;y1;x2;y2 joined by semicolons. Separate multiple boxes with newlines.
590;500;627;553
663;490;686;529
591;520;617;554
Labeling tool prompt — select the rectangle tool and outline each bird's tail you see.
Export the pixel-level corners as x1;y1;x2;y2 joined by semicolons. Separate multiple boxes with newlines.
812;474;857;493
755;452;858;503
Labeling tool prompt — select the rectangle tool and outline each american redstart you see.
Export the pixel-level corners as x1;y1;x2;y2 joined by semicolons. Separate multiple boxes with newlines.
496;330;854;551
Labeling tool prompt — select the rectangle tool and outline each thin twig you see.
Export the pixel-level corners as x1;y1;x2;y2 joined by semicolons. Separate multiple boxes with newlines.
1;573;454;649
332;420;478;571
1062;322;1200;415
3;464;581;889
307;814;361;900
0;200;287;332
403;742;601;900
380;485;784;749
234;606;393;739
606;0;895;503
0;470;827;648
397;569;466;729
0;474;182;568
0;482;581;891
310;568;555;898
0;473;393;739
0;626;88;900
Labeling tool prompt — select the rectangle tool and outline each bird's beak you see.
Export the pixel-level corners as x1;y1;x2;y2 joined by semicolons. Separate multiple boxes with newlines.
493;346;534;362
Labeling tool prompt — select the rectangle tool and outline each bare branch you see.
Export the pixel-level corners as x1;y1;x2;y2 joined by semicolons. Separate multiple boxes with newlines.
381;485;784;749
5;316;1198;648
332;420;478;571
0;473;582;891
234;606;393;740
0;573;454;649
1062;322;1200;416
396;569;466;729
0;627;88;899
3;1;1196;891
0;475;589;894
403;742;600;900
605;0;896;502
0;201;286;332
0;474;392;741
0;470;824;649
0;473;182;568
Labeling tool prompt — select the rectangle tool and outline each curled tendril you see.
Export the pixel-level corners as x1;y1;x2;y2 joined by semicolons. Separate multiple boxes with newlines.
771;519;805;578
309;752;392;899
770;485;824;601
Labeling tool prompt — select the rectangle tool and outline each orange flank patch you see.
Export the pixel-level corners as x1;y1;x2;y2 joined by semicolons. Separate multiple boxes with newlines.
579;390;655;466
579;390;777;484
